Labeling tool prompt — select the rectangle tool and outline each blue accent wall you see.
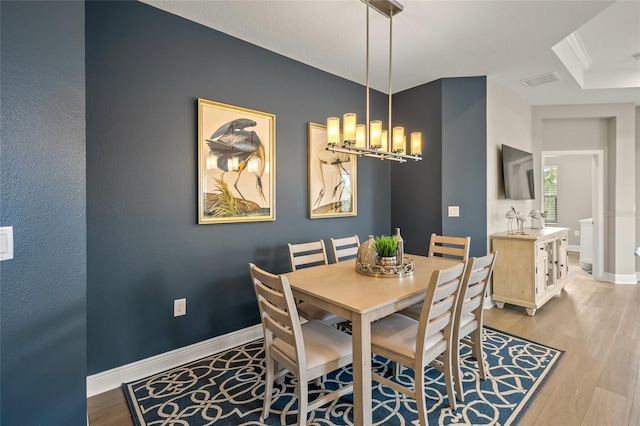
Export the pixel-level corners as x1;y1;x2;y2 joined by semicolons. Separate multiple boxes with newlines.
86;1;391;374
1;1;87;424
391;77;487;257
390;80;443;255
441;77;487;257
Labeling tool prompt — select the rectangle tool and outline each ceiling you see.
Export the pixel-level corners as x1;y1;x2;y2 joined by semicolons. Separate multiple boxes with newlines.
142;0;640;106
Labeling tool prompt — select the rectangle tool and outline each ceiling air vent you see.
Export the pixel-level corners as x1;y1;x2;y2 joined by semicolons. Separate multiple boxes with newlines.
520;72;561;88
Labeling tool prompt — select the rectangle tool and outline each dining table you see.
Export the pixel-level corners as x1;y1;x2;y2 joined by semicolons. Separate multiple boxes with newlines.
284;253;459;426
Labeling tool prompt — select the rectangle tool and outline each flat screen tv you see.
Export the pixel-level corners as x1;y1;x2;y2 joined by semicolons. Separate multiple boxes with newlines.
502;144;534;200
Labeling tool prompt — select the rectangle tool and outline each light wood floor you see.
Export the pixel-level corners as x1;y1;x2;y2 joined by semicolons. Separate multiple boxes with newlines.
88;253;640;425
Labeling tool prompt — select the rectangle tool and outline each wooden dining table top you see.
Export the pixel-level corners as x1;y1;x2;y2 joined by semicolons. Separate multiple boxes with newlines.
284;254;460;317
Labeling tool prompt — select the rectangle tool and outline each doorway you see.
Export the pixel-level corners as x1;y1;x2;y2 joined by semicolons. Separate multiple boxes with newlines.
541;150;604;281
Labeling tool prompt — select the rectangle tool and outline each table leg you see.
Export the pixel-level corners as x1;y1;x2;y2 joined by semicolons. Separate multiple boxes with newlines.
351;315;372;426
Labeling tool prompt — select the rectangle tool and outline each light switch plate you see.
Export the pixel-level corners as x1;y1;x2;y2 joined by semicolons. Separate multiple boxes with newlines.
448;206;460;217
174;298;186;317
0;226;14;261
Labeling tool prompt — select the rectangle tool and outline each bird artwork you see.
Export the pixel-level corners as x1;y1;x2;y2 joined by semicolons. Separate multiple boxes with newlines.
516;210;529;234
311;141;353;214
205;118;267;216
530;209;547;229
505;207;517;234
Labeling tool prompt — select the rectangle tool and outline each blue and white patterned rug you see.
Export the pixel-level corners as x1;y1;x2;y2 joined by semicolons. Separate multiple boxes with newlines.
123;327;562;425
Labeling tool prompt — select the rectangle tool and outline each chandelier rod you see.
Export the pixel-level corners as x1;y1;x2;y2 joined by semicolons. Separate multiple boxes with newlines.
365;0;370;148
388;8;393;144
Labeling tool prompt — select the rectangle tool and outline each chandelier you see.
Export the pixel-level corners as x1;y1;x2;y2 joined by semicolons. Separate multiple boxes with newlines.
326;0;422;163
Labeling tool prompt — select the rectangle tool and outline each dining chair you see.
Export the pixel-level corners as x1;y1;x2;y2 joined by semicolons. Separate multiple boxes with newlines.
369;261;468;424
287;240;343;325
451;251;497;403
397;233;470;320
428;233;471;262
249;263;354;426
329;235;360;263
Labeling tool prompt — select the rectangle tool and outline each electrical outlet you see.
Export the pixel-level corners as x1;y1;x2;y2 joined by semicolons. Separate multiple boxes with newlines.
574;230;580;237
174;298;186;317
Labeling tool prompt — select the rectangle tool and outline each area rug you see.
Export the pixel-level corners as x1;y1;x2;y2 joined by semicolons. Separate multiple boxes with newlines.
123;327;562;425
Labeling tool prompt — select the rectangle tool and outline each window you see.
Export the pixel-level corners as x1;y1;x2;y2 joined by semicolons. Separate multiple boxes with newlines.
543;166;557;223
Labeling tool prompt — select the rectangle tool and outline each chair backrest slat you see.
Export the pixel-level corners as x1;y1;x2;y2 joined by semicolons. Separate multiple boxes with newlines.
416;262;467;349
250;263;305;365
428;233;470;262
264;315;297;347
454;252;498;335
288;240;329;271
330;235;360;263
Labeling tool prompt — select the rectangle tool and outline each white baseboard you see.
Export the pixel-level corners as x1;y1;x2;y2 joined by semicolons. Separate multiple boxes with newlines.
601;272;638;285
567;245;580;252
87;324;263;397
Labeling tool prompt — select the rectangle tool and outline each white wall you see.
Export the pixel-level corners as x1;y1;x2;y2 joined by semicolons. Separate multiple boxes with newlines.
486;78;533;242
636;107;640;276
533;103;636;283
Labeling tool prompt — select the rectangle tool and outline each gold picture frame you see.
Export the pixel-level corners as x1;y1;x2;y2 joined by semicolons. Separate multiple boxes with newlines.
198;98;275;224
308;122;357;219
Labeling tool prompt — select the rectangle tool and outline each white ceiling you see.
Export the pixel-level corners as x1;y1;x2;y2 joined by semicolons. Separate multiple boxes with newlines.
142;0;640;106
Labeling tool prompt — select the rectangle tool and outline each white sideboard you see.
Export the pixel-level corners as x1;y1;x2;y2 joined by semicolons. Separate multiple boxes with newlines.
490;227;570;316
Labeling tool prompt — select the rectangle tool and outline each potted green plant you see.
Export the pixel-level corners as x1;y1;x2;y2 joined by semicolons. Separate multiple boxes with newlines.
374;235;398;266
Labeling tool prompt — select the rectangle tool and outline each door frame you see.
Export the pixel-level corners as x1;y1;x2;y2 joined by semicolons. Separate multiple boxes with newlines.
541;150;604;281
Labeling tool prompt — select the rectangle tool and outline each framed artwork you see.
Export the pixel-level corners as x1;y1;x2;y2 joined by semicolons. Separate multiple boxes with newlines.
198;98;275;224
308;122;357;219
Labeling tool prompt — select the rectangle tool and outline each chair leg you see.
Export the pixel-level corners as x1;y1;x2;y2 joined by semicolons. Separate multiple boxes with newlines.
443;350;457;411
391;361;401;378
471;328;487;380
297;380;308;426
414;361;429;426
452;340;464;402
275;362;286;385
262;354;274;420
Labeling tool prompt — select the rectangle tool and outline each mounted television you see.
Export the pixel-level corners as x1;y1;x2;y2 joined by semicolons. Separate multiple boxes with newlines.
501;144;534;200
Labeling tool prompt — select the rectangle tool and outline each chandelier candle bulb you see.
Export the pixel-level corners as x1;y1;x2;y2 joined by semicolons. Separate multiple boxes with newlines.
327;117;340;146
411;132;422;156
381;130;388;152
343;113;357;143
392;127;404;152
355;124;366;148
370;120;382;149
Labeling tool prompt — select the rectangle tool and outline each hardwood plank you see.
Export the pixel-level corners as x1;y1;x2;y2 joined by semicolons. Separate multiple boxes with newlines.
87;387;134;426
596;333;640;398
581;387;629;426
628;373;640;426
531;352;603;425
